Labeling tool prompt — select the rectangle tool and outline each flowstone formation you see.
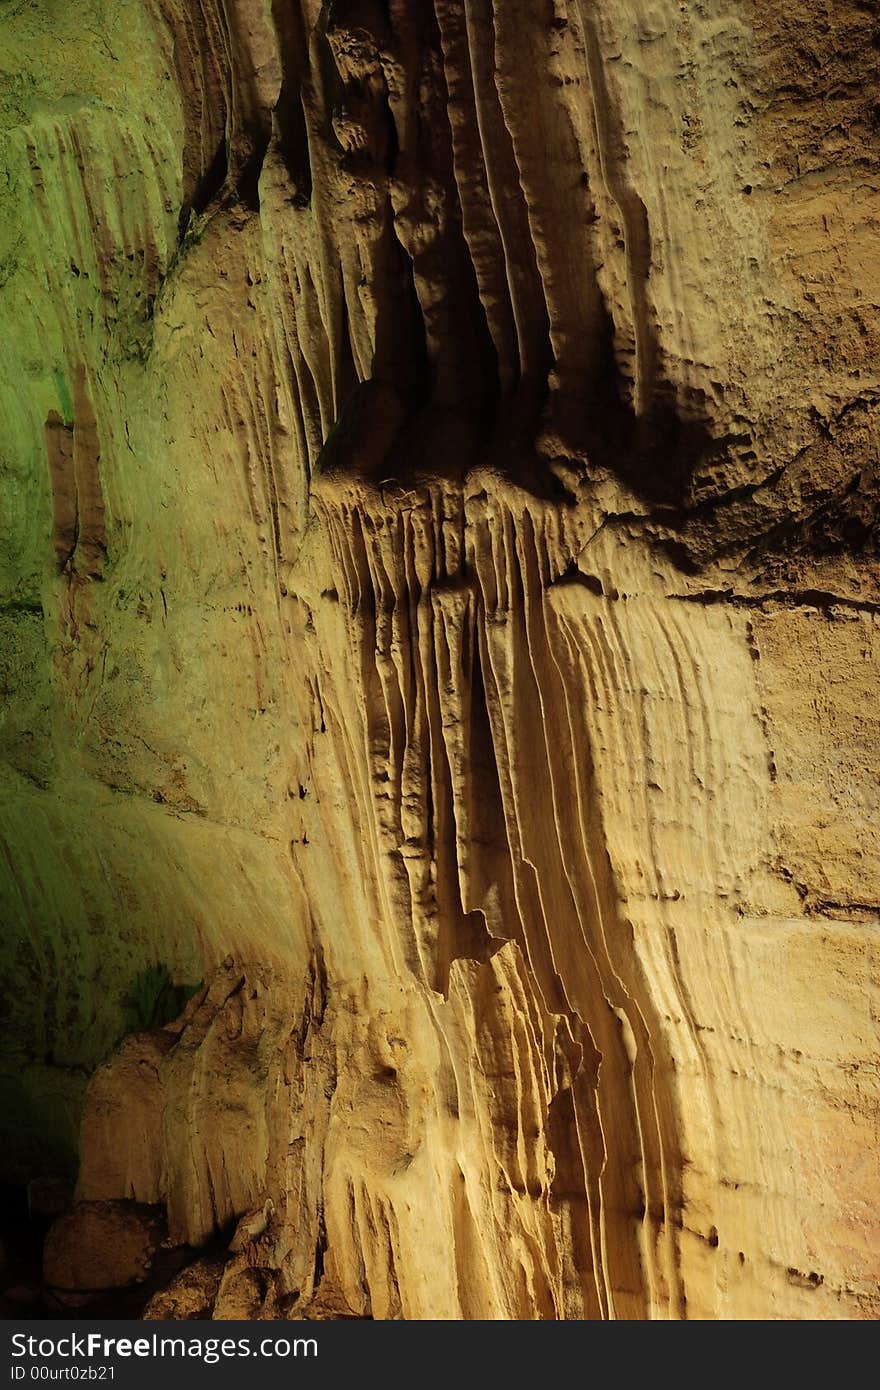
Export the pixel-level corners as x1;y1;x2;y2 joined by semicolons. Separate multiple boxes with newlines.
1;0;878;1320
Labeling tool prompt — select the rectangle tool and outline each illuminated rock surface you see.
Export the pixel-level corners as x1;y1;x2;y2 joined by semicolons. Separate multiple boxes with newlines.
1;0;878;1319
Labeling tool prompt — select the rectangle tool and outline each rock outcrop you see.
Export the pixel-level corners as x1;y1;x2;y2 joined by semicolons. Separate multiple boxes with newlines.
1;0;878;1319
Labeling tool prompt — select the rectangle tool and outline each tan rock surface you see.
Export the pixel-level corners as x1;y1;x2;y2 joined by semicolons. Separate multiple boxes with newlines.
1;0;878;1319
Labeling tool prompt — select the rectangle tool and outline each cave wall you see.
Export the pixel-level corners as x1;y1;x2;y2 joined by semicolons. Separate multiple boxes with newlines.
1;0;878;1318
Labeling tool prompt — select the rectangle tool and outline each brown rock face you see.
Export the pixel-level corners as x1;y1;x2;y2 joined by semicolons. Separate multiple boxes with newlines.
142;1256;226;1322
1;0;878;1320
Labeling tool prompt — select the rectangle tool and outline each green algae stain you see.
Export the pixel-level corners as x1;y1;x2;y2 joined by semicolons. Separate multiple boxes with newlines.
52;368;72;424
0;67;37;131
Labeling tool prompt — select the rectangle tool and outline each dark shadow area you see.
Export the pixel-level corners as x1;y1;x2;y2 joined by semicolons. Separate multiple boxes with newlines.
270;0;313;207
0;1184;221;1321
184;138;229;229
119;965;201;1042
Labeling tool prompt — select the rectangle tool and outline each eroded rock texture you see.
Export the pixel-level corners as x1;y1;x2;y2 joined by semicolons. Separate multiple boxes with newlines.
1;0;878;1319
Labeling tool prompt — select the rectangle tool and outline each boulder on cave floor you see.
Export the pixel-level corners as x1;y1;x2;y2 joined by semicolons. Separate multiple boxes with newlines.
43;1200;165;1305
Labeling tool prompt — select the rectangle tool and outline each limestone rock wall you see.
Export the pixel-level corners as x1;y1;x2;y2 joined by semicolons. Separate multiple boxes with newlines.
1;0;878;1319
